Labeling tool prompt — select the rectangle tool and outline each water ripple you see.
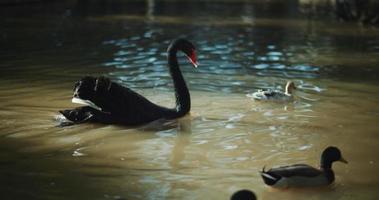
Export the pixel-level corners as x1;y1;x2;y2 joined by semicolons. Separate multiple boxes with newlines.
100;29;327;93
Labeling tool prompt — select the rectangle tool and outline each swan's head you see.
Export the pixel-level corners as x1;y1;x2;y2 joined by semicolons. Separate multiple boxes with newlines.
169;38;198;68
321;146;348;169
285;81;296;95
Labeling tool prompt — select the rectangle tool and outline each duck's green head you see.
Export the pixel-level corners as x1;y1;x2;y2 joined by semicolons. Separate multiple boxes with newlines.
321;146;348;169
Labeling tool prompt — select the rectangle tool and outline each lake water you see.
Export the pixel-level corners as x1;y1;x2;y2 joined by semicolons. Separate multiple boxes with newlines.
1;1;379;200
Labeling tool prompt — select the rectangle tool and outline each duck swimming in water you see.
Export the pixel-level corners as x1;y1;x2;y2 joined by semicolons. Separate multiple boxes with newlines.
247;81;296;101
230;189;256;200
261;146;348;188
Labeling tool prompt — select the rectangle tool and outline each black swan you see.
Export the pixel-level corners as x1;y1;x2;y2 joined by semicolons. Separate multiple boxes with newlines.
59;38;198;126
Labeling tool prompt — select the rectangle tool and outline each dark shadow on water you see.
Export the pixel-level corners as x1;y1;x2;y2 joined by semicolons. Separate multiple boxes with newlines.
0;137;121;200
0;122;194;200
2;114;197;199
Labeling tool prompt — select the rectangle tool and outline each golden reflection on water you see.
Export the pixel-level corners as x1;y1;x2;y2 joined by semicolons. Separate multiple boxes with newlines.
0;78;378;199
1;1;379;198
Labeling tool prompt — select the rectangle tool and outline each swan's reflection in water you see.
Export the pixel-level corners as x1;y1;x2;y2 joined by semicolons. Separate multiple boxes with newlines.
168;117;192;169
0;70;378;199
1;1;379;199
133;115;194;170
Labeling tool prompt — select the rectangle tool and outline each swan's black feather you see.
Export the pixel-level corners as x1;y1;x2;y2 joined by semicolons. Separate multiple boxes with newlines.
59;39;196;126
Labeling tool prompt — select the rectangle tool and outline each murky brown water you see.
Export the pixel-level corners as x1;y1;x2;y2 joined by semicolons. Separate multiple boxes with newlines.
1;1;379;200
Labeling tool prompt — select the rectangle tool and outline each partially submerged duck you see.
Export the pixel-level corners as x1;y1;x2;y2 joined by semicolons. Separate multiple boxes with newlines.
247;81;296;101
230;189;256;200
261;146;348;188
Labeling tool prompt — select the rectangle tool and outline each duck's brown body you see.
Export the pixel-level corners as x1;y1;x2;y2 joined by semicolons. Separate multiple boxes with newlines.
261;147;348;188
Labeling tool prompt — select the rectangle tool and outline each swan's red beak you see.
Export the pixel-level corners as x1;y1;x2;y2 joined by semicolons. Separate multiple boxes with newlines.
186;49;198;68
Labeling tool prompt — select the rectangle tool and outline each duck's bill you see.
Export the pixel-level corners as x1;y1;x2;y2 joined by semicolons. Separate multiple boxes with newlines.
339;157;348;164
72;97;102;111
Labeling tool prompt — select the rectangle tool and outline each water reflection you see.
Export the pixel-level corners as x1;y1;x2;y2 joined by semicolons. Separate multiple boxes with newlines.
0;1;379;200
102;28;325;94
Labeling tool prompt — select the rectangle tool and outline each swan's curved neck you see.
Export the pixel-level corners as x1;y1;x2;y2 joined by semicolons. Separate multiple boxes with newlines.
167;48;190;117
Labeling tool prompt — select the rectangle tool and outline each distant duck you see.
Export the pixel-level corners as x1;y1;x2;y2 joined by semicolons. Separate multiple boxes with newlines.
260;146;348;188
247;81;296;101
231;189;256;200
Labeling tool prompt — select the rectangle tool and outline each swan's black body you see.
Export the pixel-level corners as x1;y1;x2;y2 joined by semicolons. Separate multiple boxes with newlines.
59;39;197;126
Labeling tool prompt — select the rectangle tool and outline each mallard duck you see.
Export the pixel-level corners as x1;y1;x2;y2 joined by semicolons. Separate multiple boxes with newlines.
247;81;296;101
260;146;348;188
230;189;256;200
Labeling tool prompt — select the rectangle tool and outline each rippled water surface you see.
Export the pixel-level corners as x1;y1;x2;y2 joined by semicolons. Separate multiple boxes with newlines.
1;1;379;200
